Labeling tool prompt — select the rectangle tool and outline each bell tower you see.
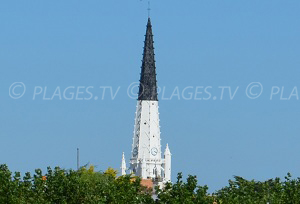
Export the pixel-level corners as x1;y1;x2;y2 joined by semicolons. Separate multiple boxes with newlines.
121;18;171;185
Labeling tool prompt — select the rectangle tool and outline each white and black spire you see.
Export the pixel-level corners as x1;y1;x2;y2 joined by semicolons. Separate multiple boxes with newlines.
138;18;158;101
122;18;171;187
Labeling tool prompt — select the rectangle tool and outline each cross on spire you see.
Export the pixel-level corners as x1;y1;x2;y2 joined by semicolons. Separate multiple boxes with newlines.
148;1;151;17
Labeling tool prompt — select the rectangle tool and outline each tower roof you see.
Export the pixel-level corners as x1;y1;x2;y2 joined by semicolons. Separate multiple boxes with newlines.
164;143;171;155
138;18;158;101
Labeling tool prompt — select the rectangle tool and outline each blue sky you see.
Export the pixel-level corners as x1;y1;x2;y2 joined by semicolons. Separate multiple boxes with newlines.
0;0;300;191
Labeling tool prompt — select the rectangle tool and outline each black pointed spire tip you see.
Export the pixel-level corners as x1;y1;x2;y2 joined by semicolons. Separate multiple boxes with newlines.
138;18;158;101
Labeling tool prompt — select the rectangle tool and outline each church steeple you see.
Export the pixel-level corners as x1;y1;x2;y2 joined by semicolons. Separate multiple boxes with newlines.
125;17;171;186
138;18;158;101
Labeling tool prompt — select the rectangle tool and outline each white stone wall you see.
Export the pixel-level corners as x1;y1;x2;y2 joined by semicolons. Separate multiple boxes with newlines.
130;100;163;179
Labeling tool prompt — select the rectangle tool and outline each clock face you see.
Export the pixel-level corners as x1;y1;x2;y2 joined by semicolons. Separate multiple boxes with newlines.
151;147;158;156
133;147;138;157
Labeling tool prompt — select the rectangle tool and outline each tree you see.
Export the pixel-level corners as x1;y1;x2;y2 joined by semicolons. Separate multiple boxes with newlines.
215;173;300;204
2;163;300;203
155;173;214;204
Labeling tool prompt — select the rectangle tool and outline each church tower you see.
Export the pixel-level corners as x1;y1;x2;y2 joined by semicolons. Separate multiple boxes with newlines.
121;18;171;185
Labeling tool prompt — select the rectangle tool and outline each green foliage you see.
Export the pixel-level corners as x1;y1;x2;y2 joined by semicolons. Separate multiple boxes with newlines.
104;167;118;178
215;173;300;204
155;173;214;204
0;164;154;204
2;164;300;203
